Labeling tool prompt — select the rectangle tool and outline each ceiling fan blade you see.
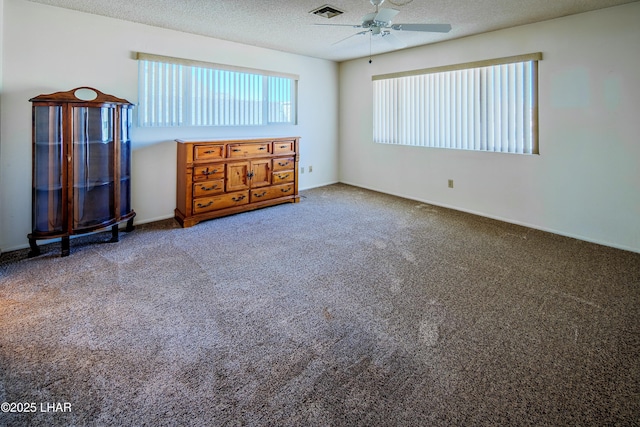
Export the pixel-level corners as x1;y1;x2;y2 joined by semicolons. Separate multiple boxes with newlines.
391;23;452;33
314;23;363;28
361;12;376;25
332;30;369;45
381;33;406;49
374;8;400;24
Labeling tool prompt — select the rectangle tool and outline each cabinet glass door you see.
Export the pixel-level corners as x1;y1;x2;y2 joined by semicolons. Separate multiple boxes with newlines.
120;106;133;217
33;106;64;233
72;106;115;229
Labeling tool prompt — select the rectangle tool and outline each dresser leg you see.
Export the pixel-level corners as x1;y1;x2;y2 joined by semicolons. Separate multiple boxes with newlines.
125;217;135;232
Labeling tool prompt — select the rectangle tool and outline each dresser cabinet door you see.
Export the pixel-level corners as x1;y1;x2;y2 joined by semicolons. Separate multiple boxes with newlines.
250;159;271;188
227;162;250;192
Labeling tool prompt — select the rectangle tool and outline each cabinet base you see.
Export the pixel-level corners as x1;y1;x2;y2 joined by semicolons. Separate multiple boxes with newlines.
28;216;135;257
175;196;299;228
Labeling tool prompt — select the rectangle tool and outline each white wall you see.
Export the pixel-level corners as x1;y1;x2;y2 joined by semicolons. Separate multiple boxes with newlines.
339;3;640;253
0;0;4;255
0;0;339;252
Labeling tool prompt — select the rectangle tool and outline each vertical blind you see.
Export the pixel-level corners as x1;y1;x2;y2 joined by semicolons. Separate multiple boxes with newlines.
190;68;263;126
373;53;540;154
137;53;298;127
138;61;184;127
268;76;295;124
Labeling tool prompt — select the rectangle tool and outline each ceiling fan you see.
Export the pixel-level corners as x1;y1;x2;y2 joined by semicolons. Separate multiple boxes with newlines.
315;0;452;49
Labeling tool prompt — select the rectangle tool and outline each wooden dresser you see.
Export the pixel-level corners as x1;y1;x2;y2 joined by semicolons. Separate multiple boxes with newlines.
175;136;300;227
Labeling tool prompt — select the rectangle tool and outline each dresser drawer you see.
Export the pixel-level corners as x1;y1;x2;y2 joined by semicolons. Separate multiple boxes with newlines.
273;140;295;154
250;184;295;202
194;144;224;161
272;170;294;184
193;191;249;214
228;143;271;157
193;165;224;181
273;157;294;172
193;179;224;197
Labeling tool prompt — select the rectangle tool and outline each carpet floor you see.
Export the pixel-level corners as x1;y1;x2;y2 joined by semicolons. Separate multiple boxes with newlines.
1;183;639;426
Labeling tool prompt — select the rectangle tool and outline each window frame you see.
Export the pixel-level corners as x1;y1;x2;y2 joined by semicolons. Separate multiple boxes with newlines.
136;52;298;128
372;52;541;155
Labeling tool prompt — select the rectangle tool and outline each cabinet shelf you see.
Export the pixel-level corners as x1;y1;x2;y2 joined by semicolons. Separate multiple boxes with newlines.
34;141;63;146
73;140;114;145
28;87;135;257
34;184;64;191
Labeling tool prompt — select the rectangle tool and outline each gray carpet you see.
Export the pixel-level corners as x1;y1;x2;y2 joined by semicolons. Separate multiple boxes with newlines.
1;183;639;426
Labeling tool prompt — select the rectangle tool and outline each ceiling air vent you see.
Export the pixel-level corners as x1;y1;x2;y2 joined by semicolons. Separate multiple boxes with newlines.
310;5;345;19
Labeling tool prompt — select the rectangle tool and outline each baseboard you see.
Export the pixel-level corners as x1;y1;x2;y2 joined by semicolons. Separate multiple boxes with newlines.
338;181;639;254
299;180;340;192
0;215;176;254
4;184;635;255
133;214;176;226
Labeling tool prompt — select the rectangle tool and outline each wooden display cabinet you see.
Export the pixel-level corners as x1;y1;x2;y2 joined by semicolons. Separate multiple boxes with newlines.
28;87;136;257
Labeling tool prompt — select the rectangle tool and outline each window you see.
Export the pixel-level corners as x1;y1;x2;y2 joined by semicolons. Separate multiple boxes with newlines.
373;53;541;154
137;53;298;127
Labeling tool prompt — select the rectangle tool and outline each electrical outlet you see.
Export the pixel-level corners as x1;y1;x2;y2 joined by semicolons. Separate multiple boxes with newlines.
301;167;305;174
448;179;454;188
309;165;313;173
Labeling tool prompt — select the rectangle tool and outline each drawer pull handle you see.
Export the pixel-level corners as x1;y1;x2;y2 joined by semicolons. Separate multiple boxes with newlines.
201;185;219;191
281;188;291;193
278;161;289;166
232;195;246;202
197;201;214;208
277;174;290;179
204;150;216;154
279;145;288;149
203;169;219;175
232;148;242;152
258;147;266;150
254;191;267;198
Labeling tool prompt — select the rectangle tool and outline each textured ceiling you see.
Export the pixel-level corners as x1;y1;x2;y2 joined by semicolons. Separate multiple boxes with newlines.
26;0;638;62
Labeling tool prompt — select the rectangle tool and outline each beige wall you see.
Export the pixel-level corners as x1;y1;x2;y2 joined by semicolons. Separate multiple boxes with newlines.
339;3;640;252
0;0;339;251
0;0;4;255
